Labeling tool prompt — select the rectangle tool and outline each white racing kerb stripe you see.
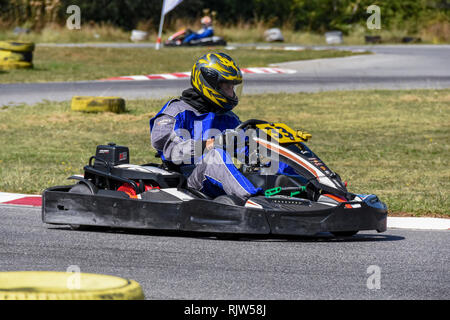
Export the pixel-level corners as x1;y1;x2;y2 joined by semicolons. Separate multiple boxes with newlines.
387;217;450;230
0;192;42;207
0;191;448;230
242;67;296;74
101;67;296;81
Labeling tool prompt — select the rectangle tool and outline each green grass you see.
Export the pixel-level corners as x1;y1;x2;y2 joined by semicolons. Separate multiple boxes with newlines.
0;89;448;216
0;46;363;84
0;24;132;43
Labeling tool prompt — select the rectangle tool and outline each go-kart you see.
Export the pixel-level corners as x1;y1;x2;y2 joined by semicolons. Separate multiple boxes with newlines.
42;120;387;238
164;28;227;47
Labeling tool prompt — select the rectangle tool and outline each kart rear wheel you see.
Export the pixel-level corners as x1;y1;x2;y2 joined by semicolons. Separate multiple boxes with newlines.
68;183;94;230
331;231;358;237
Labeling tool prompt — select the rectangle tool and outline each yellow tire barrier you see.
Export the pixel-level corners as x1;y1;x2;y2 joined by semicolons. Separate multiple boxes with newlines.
0;41;35;70
71;96;126;113
0;271;145;300
0;61;33;70
0;49;33;63
0;41;35;53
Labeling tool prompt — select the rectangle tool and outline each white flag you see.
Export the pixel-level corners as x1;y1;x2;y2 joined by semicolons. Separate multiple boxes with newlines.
156;0;183;50
163;0;183;16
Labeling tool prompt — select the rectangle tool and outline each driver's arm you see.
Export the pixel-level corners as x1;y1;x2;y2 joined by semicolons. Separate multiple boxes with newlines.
151;114;207;164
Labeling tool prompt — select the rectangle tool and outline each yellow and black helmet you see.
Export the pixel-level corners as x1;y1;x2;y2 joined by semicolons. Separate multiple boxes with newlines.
191;52;243;111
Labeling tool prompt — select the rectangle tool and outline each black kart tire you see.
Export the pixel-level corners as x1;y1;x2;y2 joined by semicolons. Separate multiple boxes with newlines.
213;195;246;206
68;183;94;230
69;183;93;195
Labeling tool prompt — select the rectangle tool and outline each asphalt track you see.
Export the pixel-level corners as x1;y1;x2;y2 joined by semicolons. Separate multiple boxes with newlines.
1;44;449;106
1;205;448;300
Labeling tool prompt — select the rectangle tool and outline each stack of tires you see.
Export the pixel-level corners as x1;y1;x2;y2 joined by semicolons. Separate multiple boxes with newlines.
0;271;145;300
0;41;35;70
71;96;127;113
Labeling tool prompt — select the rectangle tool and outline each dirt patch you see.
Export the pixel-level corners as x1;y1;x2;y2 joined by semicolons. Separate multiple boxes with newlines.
399;94;422;102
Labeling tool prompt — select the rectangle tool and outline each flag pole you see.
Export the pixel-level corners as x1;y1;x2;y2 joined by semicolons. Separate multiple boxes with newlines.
156;0;166;50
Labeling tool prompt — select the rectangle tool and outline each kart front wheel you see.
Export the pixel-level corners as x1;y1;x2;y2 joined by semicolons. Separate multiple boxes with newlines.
213;195;246;206
68;183;94;230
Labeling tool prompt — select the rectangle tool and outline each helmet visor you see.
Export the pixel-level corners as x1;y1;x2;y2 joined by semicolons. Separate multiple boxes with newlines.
218;80;243;103
234;81;243;101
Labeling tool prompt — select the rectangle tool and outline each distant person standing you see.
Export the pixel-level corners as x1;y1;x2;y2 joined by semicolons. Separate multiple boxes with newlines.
183;16;214;44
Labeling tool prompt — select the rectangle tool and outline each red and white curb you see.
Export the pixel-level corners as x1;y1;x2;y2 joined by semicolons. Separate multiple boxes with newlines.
102;67;296;81
1;191;448;230
0;192;42;207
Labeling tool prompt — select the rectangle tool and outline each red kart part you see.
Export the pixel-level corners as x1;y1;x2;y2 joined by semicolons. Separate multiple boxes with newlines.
118;183;159;199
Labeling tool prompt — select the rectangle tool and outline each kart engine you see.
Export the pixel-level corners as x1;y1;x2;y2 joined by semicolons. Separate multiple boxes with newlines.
94;142;129;167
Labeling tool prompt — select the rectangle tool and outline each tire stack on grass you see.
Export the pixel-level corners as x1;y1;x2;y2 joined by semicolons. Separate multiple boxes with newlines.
71;96;127;114
0;41;35;70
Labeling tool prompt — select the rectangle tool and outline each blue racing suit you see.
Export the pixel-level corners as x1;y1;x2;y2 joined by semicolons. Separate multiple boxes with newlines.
150;98;298;198
183;26;213;44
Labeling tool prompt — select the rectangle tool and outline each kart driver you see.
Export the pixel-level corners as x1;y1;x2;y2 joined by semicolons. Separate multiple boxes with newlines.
150;53;296;200
182;16;214;44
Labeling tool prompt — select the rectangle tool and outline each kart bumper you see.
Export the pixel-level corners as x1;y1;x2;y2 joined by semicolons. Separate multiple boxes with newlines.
42;187;387;237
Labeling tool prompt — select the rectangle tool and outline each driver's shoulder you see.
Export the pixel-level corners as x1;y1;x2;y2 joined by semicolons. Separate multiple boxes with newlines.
162;99;202;118
221;110;241;122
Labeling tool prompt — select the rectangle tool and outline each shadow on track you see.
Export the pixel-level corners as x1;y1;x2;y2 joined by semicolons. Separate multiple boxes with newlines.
47;225;404;243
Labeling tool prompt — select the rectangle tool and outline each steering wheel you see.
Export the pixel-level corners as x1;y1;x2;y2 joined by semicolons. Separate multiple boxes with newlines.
234;119;268;131
217;119;269;173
